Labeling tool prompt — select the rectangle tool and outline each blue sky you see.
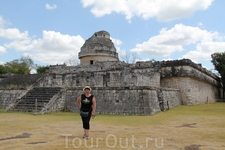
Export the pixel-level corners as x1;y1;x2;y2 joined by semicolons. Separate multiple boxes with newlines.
0;0;225;71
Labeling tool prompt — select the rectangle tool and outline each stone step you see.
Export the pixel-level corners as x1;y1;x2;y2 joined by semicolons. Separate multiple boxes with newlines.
17;98;51;102
16;103;46;106
20;97;52;100
18;99;49;102
13;87;62;113
16;101;50;106
25;95;57;98
29;88;61;90
13;105;44;110
26;93;58;95
13;108;42;112
26;93;59;96
28;90;61;92
14;107;43;111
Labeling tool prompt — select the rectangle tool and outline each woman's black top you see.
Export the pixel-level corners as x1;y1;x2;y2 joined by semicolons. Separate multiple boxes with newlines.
81;94;93;112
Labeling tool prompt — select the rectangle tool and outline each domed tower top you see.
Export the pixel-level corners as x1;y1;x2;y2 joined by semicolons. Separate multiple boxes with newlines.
93;30;110;39
79;30;119;65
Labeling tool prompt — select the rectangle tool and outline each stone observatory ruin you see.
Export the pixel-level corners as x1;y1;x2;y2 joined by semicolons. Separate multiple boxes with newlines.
79;30;119;65
0;30;223;115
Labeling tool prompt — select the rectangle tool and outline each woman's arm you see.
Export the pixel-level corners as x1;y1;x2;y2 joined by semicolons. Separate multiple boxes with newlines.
92;97;96;116
76;96;81;108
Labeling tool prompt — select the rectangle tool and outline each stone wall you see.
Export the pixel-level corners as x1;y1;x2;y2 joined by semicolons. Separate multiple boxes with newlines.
160;88;181;110
80;55;118;65
161;77;220;105
0;74;9;82
0;74;45;89
0;86;181;115
161;59;220;84
48;64;66;73
64;86;181;115
0;89;26;109
37;73;62;87
43;61;161;88
160;59;222;105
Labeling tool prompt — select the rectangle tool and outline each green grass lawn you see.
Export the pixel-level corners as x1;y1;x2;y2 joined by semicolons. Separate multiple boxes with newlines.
0;103;225;150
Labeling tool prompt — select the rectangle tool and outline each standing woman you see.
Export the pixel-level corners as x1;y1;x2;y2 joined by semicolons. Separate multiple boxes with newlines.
76;86;96;139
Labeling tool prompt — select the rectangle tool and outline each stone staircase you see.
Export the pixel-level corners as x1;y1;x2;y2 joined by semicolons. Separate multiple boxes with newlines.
12;87;62;112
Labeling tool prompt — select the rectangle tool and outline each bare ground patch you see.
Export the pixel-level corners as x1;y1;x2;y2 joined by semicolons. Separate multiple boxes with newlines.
177;123;197;128
27;141;47;144
184;144;202;150
0;133;32;141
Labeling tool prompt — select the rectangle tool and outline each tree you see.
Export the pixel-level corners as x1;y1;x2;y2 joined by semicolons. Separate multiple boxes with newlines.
64;59;79;66
120;51;139;64
3;56;35;74
5;60;29;74
0;65;8;74
211;52;225;98
20;56;35;71
36;65;49;74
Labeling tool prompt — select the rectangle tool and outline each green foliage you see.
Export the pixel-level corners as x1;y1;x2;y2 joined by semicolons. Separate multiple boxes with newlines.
211;52;225;80
0;56;35;74
0;65;8;74
36;65;49;74
211;52;225;97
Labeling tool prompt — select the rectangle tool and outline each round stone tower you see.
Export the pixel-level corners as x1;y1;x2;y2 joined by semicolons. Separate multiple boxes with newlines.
78;30;119;65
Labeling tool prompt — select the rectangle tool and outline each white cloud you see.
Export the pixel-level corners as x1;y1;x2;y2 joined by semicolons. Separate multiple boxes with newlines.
131;24;225;63
0;28;29;40
26;30;85;65
0;16;30;55
5;38;33;51
131;24;225;62
81;0;213;22
0;46;6;54
0;15;85;65
131;24;213;56
111;37;123;52
0;16;29;40
45;4;57;10
111;37;140;63
111;37;126;59
183;42;225;62
30;68;37;74
111;38;123;47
